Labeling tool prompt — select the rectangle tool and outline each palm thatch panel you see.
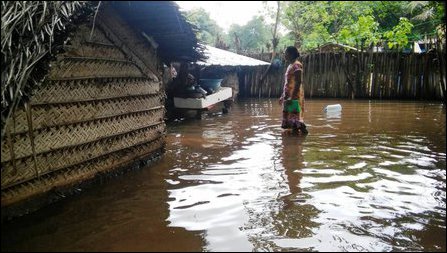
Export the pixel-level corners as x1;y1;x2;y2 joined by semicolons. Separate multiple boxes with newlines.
63;24;127;59
94;4;161;82
5;95;162;135
1;137;165;207
1;108;164;161
47;57;145;80
1;122;165;190
31;78;160;104
0;1;204;210
2;2;206;142
1;1;95;141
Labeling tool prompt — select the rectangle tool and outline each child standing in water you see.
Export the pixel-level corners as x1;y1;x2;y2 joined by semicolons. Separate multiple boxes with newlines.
279;46;308;134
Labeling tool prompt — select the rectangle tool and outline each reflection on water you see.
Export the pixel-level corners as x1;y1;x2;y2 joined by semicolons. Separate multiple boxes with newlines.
2;99;446;252
166;99;446;251
324;110;342;119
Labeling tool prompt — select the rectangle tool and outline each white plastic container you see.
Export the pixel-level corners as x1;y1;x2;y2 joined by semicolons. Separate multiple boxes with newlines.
323;104;342;112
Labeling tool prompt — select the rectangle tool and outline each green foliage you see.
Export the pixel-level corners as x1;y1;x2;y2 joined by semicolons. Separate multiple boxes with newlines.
406;1;446;40
281;1;444;52
303;23;333;50
337;15;380;47
383;17;414;49
183;1;445;53
277;32;295;52
227;16;271;53
282;1;377;51
369;1;408;31
184;7;223;45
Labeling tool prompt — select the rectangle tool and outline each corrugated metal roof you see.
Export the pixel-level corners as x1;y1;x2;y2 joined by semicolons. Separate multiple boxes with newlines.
196;45;270;66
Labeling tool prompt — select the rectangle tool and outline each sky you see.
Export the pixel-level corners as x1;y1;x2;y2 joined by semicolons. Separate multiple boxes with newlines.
175;1;268;32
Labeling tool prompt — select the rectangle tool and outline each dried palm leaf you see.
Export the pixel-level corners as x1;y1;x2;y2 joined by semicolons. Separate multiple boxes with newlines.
1;1;93;141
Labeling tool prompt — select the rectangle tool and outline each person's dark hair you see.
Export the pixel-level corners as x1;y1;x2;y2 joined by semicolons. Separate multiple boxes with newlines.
285;46;300;59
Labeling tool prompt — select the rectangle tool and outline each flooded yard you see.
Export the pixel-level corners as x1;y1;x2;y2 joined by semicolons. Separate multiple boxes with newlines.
2;98;446;251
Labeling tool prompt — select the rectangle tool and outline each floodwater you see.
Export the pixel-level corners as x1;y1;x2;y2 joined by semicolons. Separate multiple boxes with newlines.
2;99;446;252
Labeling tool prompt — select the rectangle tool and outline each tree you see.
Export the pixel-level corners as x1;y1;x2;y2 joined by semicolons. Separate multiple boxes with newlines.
406;1;445;40
281;1;445;52
215;33;229;50
284;1;381;51
261;1;282;54
228;25;242;53
282;1;319;51
337;15;380;48
383;17;414;49
227;16;270;53
277;32;295;52
184;7;223;45
260;1;282;83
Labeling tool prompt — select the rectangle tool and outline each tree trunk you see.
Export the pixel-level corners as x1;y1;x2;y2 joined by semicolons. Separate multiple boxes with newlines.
260;1;281;83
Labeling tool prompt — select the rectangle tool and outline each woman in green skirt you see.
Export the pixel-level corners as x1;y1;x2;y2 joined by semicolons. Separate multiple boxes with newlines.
279;46;308;134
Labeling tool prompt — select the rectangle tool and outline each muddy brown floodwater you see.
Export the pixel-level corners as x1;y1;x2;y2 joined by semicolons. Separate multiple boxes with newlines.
2;98;446;252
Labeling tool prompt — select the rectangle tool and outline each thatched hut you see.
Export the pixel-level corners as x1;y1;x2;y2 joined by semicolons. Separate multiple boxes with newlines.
1;1;205;218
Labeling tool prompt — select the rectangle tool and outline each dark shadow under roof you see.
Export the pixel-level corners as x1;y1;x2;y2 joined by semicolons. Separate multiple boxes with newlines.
110;1;206;63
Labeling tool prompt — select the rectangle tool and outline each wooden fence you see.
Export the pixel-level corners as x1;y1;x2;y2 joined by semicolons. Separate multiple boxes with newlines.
240;45;446;101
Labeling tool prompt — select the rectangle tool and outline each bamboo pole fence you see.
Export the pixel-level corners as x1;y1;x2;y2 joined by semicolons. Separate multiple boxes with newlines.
240;42;446;101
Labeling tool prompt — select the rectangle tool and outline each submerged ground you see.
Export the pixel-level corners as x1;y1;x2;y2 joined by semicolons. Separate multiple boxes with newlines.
2;98;446;251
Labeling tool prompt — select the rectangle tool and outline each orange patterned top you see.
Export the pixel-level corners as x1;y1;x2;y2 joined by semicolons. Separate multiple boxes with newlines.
281;60;303;100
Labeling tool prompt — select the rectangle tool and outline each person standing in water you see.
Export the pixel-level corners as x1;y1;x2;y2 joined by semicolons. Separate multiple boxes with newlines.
279;46;308;134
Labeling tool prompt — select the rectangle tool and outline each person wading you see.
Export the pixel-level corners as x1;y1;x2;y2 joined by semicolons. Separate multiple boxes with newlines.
279;46;308;134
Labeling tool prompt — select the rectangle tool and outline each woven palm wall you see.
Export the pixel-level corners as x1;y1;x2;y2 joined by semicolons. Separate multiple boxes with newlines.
1;6;166;209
